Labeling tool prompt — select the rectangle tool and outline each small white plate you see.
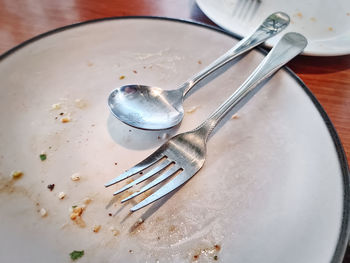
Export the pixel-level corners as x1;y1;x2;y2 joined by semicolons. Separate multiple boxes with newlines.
0;17;348;262
196;0;350;56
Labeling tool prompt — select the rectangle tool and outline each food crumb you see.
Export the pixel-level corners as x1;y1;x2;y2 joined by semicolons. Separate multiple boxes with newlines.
328;27;334;31
129;250;133;253
198;60;202;64
87;61;94;67
40;208;47;217
58;192;66;199
11;171;23;179
92;225;101;233
47;184;55;191
108;213;112;216
109;227;120;236
133;70;137;74
169;225;176;232
310;17;317;22
114;162;118;166
214;244;221;251
70;206;83;220
71;173;80;181
83;197;92;205
295;12;303;19
61;116;71;123
51;103;61;110
119;75;125;80
347;12;350;16
186;106;200;114
130;218;145;234
231;114;239;120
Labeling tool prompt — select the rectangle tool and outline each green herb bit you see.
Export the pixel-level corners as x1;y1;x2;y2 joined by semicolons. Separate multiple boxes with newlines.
70;250;84;261
214;255;218;260
39;154;47;161
72;205;77;209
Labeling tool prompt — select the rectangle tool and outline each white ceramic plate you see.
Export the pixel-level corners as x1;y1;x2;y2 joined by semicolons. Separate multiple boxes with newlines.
196;0;350;56
0;17;348;263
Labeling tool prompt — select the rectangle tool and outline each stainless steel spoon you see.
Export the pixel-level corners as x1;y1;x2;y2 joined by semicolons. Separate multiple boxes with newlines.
108;12;290;130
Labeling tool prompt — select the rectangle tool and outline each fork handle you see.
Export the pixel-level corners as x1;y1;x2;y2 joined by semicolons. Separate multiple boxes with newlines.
197;32;308;140
180;12;290;97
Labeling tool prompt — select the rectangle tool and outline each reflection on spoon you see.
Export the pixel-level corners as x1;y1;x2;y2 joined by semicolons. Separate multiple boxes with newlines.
108;12;290;130
107;113;179;150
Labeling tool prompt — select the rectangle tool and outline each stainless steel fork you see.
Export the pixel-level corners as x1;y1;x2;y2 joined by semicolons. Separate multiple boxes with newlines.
105;32;307;212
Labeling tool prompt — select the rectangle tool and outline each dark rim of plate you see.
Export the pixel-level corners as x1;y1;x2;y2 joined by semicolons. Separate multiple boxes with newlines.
0;16;349;262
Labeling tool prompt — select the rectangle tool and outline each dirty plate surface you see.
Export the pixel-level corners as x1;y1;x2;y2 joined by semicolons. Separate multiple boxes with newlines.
0;17;348;263
196;0;350;56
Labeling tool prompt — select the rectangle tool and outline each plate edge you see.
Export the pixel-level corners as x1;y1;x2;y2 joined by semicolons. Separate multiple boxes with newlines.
0;15;348;262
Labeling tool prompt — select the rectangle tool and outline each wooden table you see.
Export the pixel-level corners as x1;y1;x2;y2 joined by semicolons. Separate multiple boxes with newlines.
1;0;349;261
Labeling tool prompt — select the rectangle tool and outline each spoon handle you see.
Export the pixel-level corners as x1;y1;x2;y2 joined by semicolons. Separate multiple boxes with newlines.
196;32;308;140
181;12;290;97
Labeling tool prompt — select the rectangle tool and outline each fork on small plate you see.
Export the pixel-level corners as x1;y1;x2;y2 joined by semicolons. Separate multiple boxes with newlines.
105;32;307;212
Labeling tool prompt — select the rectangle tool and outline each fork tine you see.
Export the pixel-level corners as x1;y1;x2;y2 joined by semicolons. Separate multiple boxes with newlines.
113;159;173;195
104;146;166;187
130;169;194;212
121;164;180;203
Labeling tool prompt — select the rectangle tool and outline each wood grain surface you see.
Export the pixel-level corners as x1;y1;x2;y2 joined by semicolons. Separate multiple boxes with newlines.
0;0;349;262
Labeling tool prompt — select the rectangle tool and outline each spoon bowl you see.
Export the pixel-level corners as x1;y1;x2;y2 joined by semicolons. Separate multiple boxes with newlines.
108;85;184;130
108;12;290;130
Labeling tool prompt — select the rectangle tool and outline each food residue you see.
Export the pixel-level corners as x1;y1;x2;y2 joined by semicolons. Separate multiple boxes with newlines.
92;225;101;233
231;114;239;120
186;106;200;114
191;244;221;262
61;116;71;123
198;60;202;64
39;153;47;161
40;208;47;217
58;192;66;199
130;218;145;234
47;184;55;191
328;27;334;31
51;103;61;110
110;226;120;236
11;171;23;179
70;206;83;220
119;75;125;80
71;173;80;181
310;17;316;22
83;197;92;205
295;12;303;19
70;250;84;261
133;70;137;74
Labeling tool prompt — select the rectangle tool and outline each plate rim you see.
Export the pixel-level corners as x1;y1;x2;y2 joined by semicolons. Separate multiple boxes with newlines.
195;0;350;57
0;16;349;262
